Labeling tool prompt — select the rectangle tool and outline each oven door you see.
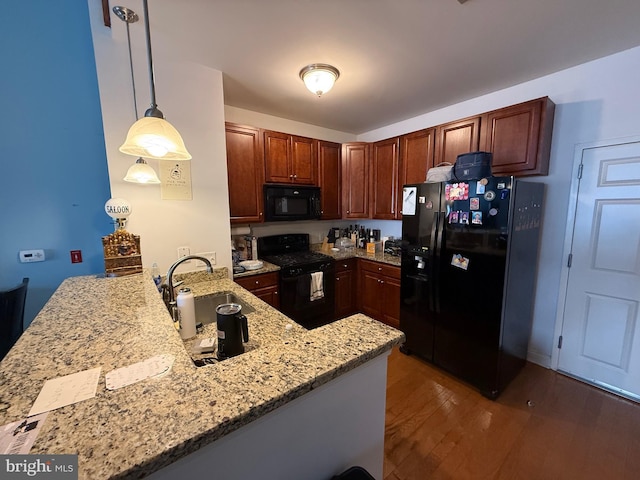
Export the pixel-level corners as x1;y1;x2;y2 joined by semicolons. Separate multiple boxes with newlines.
279;264;335;329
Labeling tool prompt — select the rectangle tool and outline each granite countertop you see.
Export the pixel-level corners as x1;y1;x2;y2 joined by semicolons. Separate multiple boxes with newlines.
313;245;402;267
233;249;401;280
232;260;280;278
0;268;404;479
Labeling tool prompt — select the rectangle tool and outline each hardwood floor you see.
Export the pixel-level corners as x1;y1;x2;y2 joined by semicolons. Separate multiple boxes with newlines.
384;347;640;480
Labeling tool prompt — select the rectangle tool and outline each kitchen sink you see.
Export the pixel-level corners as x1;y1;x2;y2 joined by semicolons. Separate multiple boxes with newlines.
194;291;255;325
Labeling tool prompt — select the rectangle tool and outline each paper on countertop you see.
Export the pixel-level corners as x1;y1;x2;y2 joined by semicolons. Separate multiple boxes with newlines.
105;354;175;390
0;412;49;454
28;367;101;417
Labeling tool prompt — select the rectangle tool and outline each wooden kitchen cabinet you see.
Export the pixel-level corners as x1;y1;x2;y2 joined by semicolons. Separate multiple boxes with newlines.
399;128;436;184
435;116;482;166
370;137;400;220
317;140;342;220
398;128;436;217
225;122;264;224
358;259;401;329
264;130;316;184
235;272;280;309
334;258;357;319
480;96;555;176
341;143;370;219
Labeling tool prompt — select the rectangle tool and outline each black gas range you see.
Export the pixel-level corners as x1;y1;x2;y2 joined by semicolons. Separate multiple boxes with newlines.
258;234;335;329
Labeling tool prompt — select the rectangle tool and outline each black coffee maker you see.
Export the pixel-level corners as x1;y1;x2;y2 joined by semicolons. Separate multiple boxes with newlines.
216;303;249;359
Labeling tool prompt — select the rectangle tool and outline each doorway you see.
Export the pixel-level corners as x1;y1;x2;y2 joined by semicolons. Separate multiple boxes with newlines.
554;137;640;401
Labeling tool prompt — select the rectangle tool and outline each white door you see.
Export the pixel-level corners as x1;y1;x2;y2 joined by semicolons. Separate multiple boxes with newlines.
556;139;640;400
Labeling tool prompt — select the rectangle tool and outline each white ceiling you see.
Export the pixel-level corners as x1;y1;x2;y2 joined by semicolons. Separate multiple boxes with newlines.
120;0;640;134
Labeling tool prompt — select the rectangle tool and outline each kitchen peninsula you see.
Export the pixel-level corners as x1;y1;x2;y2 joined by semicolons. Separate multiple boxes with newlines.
0;269;403;479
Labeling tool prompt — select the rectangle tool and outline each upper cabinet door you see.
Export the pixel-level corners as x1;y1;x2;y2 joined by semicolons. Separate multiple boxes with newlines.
398;128;435;219
264;130;291;183
225;123;264;224
342;143;370;219
264;130;317;184
291;135;316;184
400;128;436;185
481;96;555;176
435;116;481;166
371;137;400;220
318;140;342;220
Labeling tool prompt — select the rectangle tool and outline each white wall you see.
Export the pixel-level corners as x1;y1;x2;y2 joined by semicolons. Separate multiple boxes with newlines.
87;1;231;276
358;45;640;367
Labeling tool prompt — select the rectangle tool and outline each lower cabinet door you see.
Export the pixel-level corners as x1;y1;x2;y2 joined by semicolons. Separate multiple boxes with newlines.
360;271;383;320
253;285;279;309
335;269;355;319
381;276;401;329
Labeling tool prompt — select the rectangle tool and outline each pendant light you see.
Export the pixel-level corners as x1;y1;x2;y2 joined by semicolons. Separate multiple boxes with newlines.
118;0;191;161
113;5;161;184
299;64;340;97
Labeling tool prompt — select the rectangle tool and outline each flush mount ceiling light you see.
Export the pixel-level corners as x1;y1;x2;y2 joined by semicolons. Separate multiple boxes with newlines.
117;0;191;160
113;5;161;185
299;64;340;97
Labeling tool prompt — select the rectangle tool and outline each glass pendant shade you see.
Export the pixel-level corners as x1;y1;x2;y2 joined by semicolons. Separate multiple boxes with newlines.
120;116;192;160
300;64;340;97
123;158;161;184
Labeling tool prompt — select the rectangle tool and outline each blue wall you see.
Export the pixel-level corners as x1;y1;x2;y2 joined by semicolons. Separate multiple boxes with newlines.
0;0;112;326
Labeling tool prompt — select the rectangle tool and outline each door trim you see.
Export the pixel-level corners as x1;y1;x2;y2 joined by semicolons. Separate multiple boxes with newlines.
552;134;640;371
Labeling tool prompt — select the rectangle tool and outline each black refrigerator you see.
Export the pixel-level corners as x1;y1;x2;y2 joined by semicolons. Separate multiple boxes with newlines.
400;176;544;399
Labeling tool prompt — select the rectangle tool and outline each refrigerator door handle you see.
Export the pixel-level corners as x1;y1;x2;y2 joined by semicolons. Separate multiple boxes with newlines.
431;211;440;313
434;211;444;314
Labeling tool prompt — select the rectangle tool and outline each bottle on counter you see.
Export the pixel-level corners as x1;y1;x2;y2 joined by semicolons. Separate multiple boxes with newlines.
151;262;162;292
177;287;196;339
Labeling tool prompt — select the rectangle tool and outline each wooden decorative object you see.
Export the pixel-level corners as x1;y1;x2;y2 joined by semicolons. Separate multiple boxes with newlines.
102;228;142;276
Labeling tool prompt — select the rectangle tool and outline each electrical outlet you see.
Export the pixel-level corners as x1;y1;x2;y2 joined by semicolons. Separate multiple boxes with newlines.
197;251;216;266
177;246;191;263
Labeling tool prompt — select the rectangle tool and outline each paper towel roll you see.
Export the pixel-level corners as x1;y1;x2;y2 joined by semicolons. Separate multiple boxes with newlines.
251;237;258;260
177;288;196;340
231;226;251;236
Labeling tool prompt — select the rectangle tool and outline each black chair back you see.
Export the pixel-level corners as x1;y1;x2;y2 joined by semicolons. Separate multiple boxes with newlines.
0;277;29;361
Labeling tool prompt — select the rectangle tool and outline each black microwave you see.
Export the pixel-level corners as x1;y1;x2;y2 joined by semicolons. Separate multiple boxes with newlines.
264;184;321;222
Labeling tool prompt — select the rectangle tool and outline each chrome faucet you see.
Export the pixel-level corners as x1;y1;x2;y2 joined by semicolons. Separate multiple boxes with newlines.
162;255;213;320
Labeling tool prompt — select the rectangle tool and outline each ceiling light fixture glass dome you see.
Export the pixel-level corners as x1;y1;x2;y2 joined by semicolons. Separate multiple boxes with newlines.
123;158;161;184
299;64;340;97
116;0;191;161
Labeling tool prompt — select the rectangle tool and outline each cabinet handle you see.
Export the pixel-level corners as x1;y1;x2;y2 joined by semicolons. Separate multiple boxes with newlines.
378;267;382;271
293;174;297;179
380;280;385;285
336;277;340;281
343;264;348;268
289;174;294;179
